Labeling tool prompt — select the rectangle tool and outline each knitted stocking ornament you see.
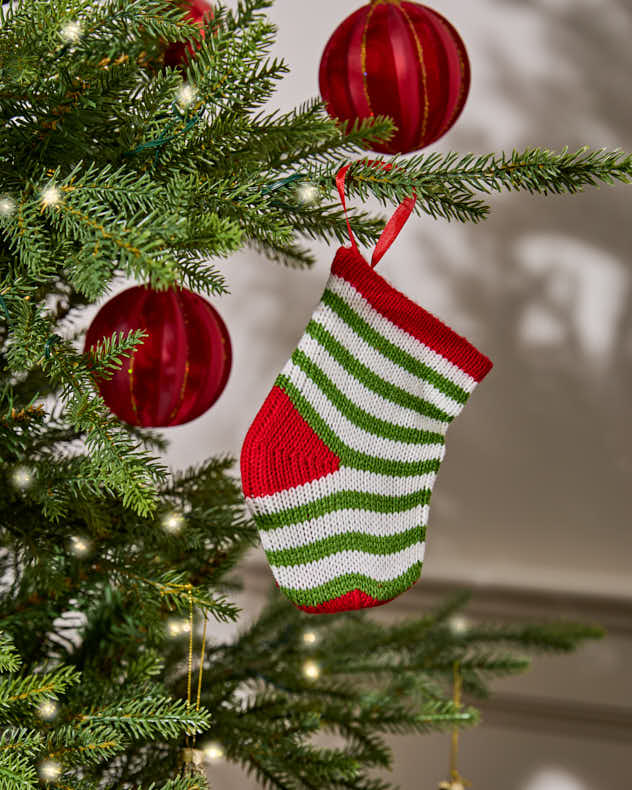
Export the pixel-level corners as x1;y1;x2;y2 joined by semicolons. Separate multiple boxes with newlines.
241;165;493;613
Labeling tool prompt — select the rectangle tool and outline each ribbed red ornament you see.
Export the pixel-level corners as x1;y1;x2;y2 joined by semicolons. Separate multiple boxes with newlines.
163;0;213;69
319;0;470;154
84;285;231;428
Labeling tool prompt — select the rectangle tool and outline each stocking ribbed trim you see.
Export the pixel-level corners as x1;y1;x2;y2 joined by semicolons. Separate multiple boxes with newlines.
332;246;493;381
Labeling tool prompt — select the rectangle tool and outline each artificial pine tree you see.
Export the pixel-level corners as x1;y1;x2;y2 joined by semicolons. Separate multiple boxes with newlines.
0;1;625;787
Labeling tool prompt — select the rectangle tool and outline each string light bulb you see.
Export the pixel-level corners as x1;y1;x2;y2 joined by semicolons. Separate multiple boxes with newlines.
303;660;321;680
167;618;191;638
41;185;62;208
0;195;15;217
161;510;185;535
11;465;33;491
60;21;82;44
448;615;470;635
39;760;62;782
177;83;197;110
202;741;225;762
37;700;59;721
69;535;92;558
302;630;319;646
295;182;321;206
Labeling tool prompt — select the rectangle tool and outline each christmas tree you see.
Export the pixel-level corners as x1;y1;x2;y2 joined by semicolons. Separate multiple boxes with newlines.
0;1;625;787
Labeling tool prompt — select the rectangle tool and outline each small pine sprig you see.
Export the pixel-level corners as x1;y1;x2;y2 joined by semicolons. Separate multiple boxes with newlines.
84;329;146;381
0;665;79;716
78;696;211;741
316;147;632;224
0;633;20;673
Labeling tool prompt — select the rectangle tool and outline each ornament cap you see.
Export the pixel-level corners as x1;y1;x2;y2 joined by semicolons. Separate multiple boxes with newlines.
182;748;205;766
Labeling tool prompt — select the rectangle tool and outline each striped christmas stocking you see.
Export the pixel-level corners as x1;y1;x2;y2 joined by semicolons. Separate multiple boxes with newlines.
241;165;493;613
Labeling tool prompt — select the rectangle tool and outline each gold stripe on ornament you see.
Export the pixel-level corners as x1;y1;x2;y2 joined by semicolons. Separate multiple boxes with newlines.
361;2;381;117
167;358;190;422
429;14;467;138
399;2;430;148
128;354;140;420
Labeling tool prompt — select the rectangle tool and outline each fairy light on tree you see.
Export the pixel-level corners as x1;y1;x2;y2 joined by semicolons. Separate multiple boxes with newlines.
302;630;319;646
295;182;321;206
162;510;185;535
303;660;321;680
0;195;15;217
60;21;82;44
39;760;62;783
37;700;59;721
69;535;92;557
203;741;225;762
167;618;191;638
448;615;471;635
11;465;33;491
40;184;62;208
177;82;197;110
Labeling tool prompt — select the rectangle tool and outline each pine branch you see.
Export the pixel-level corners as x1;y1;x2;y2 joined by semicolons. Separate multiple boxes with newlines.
0;665;79;712
248;238;316;269
46;724;126;766
463;621;605;652
321;147;632;223
79;696;211;740
0;727;43;755
0;633;20;673
0;751;38;790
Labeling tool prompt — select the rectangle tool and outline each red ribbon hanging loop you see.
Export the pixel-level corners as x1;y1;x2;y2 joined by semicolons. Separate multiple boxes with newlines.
335;161;417;268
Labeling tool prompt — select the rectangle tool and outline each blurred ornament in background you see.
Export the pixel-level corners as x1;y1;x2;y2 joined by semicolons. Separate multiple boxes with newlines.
164;0;214;69
319;1;470;154
84;285;232;428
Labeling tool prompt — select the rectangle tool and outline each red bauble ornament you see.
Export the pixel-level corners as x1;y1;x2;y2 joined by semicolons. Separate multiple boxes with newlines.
85;286;231;428
163;0;213;69
319;0;470;154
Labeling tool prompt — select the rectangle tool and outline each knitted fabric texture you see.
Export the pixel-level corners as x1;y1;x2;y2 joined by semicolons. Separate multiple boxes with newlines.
241;245;492;613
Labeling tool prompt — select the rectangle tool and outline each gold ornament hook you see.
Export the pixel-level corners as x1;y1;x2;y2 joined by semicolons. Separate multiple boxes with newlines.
439;661;471;790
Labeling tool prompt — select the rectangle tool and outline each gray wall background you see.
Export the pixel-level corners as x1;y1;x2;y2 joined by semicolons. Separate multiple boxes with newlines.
152;1;632;787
